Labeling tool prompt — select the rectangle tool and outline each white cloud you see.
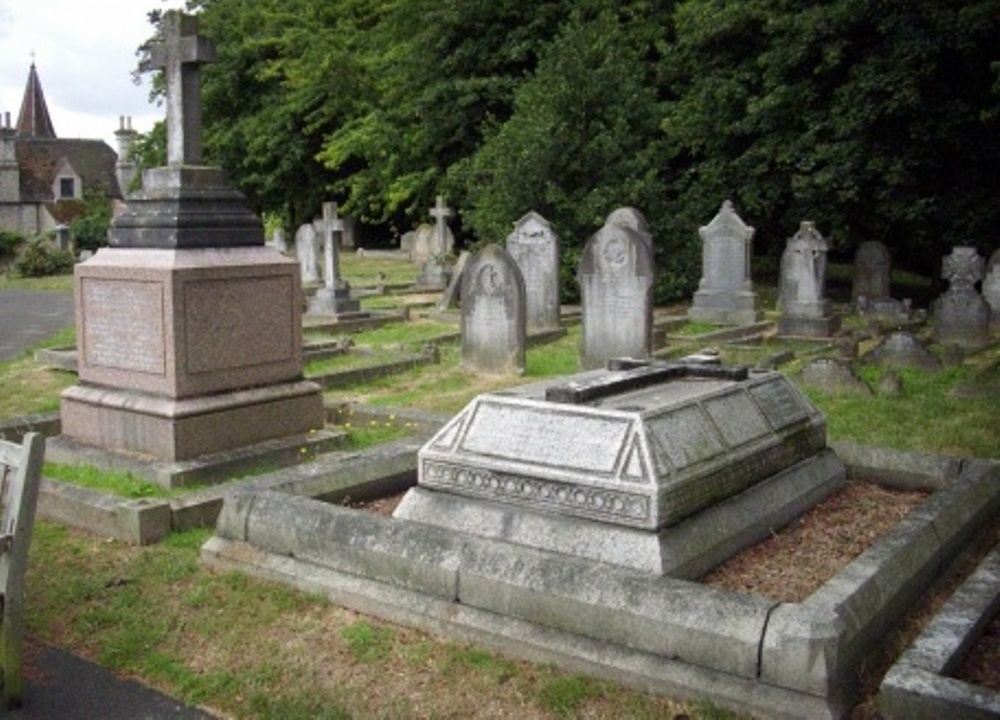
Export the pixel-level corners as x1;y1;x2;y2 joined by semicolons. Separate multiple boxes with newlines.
0;0;186;148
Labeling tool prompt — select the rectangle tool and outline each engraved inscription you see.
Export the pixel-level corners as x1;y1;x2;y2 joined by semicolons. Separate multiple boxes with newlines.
646;405;724;470
422;460;651;525
81;278;165;374
460;401;630;474
703;392;770;447
185;276;294;373
749;378;810;429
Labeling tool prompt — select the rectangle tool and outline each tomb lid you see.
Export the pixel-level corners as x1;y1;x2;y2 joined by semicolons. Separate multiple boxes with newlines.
419;362;826;531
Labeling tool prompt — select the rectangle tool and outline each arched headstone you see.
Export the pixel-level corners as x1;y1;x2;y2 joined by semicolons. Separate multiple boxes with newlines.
506;211;561;332
579;218;654;369
460;244;526;375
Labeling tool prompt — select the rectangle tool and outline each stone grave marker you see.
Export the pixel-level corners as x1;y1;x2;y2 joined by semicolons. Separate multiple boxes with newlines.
688;200;762;326
60;10;324;462
579;216;654;369
606;206;653;250
308;202;360;316
409;224;434;266
932;246;990;349
437;250;470;311
777;221;840;337
0;433;45;709
295;222;320;285
269;227;288;254
852;240;892;304
862;331;942;370
460;244;526;375
800;357;872;396
506;211;560;332
416;196;456;289
983;249;1000;329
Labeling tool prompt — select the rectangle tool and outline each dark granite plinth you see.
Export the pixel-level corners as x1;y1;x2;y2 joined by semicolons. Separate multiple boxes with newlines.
109;167;264;249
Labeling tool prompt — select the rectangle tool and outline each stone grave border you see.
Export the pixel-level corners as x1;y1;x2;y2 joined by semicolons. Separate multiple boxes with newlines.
1;403;997;716
198;439;998;720
0;407;447;545
878;543;999;718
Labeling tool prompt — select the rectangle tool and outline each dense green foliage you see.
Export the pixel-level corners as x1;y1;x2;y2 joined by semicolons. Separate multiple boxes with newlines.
11;238;75;277
148;0;998;300
69;185;115;252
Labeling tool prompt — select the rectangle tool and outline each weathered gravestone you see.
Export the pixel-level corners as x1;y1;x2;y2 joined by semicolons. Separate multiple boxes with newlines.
415;196;456;289
932;246;991;349
60;11;324;461
688;200;763;326
606;206;653;250
862;331;942;371
852;240;892;304
777;221;840;337
460;244;526;375
799;357;872;396
295;222;320;285
579;212;654;369
395;359;844;575
852;240;913;322
506;211;560;332
307;202;360;316
983;249;1000;330
1;433;45;709
268;227;288;254
437;250;470;311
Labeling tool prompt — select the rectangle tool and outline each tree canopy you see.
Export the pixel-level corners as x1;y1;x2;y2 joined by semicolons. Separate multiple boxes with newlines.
146;0;999;300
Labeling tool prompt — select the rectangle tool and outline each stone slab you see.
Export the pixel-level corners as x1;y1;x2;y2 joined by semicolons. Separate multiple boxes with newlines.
37;479;171;545
60;379;325;462
412;369;827;532
396;449;844;576
47;411;339;488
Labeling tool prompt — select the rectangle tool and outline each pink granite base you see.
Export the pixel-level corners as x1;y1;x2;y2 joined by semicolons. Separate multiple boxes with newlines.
60;380;325;461
73;247;305;398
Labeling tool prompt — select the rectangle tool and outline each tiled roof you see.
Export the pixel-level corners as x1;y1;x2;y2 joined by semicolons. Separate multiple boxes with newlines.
16;138;123;203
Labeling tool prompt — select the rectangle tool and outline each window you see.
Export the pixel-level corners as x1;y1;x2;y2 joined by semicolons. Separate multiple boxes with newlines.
59;177;75;199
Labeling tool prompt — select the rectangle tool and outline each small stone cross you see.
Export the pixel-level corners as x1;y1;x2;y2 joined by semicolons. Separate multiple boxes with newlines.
322;202;345;290
150;11;217;166
429;195;454;255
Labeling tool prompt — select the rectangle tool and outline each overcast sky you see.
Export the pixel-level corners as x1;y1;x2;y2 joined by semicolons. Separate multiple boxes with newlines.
0;0;187;149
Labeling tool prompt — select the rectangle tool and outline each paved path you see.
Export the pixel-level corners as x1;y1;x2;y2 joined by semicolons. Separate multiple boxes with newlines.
10;636;217;719
0;290;75;361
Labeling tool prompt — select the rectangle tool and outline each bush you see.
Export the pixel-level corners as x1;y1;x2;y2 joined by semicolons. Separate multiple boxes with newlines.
0;229;25;258
12;239;75;277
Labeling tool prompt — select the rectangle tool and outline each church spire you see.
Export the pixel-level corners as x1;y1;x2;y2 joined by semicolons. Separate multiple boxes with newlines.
16;62;57;139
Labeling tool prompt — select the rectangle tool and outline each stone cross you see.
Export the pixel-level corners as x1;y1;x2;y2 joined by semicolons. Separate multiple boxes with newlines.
429;195;454;255
149;11;217;166
321;201;345;290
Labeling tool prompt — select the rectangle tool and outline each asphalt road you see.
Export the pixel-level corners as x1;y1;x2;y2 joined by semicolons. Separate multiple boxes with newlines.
0;290;76;361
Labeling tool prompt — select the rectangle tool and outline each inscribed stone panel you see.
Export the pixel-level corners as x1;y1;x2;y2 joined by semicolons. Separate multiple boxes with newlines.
81;278;166;375
185;275;294;373
703;392;770;448
459;401;631;475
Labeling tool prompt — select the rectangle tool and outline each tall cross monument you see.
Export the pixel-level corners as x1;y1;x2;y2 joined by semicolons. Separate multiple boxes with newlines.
61;10;325;464
150;11;216;166
307;201;361;316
